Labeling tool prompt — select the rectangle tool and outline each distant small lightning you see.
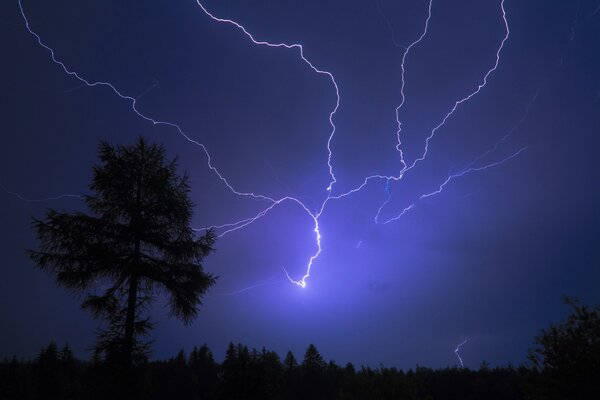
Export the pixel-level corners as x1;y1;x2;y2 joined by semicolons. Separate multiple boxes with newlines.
454;339;469;368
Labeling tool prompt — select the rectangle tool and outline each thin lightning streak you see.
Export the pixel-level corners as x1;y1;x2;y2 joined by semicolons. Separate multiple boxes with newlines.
363;0;432;224
368;0;510;222
375;192;393;224
382;147;528;224
193;0;341;193
135;78;159;101
17;0;275;204
461;86;541;172
330;0;508;204
375;0;405;49
194;215;264;235
420;147;528;200
380;83;539;224
55;83;84;94
205;197;309;239
1;183;82;202
323;0;432;206
454;339;468;368
395;0;433;171
213;279;286;297
406;0;510;172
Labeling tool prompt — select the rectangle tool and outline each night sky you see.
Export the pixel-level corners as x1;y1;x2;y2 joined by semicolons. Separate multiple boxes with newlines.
1;0;599;369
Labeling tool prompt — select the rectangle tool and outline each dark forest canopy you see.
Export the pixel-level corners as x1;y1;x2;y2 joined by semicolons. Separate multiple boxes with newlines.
0;341;540;400
2;298;599;400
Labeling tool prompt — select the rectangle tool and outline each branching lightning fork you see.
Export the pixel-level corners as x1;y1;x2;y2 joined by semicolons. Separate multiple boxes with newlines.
15;0;524;290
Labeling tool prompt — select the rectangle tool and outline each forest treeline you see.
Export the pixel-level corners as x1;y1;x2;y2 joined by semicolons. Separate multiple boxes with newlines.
0;341;583;400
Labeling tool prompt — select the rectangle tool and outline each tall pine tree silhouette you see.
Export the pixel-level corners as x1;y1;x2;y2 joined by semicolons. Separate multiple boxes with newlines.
28;138;216;366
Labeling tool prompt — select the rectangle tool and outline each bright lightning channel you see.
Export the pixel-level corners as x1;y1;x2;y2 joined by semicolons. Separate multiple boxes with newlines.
193;0;340;193
15;0;522;291
17;0;334;289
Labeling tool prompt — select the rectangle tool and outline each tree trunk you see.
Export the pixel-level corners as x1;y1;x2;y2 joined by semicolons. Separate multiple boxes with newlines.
124;159;143;367
123;270;138;367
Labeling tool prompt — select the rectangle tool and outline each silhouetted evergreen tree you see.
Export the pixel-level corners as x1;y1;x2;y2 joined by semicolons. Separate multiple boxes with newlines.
189;344;218;399
27;138;217;369
301;344;328;399
255;348;283;400
221;343;243;399
282;351;300;400
35;342;60;400
529;296;600;399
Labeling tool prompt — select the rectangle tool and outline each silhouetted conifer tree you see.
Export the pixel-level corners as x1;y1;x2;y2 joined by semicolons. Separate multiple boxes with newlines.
302;344;326;372
189;344;218;399
301;344;327;399
28;138;217;370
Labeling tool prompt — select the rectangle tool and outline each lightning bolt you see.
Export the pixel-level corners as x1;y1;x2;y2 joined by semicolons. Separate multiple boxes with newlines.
406;0;509;172
395;0;434;171
17;0;276;204
16;0;327;288
329;0;508;199
193;0;340;193
454;339;468;368
14;0;524;290
373;0;510;222
378;81;541;223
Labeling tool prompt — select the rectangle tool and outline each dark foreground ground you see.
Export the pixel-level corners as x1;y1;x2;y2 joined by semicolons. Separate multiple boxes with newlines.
1;341;597;400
